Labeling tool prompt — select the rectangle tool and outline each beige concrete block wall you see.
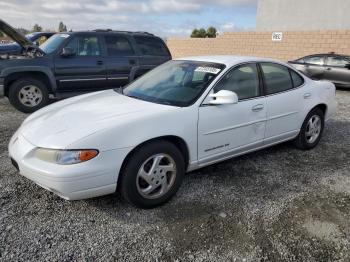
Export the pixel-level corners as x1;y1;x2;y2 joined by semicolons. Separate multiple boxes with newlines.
167;31;350;61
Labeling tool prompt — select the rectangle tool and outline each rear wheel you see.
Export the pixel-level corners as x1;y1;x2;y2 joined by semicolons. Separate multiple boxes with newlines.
294;108;324;150
119;140;185;208
8;78;49;113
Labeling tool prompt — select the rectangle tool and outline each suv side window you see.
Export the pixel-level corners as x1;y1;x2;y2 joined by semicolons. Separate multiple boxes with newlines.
326;56;350;67
261;63;293;95
214;63;260;100
105;36;134;56
65;36;101;56
134;36;169;56
304;56;324;65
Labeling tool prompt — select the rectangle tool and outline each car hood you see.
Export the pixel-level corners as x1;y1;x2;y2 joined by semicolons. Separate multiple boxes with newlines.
0;19;36;50
19;90;174;149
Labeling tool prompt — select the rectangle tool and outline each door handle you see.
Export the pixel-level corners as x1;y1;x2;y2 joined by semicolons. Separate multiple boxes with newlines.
304;93;312;99
97;60;104;65
252;104;264;112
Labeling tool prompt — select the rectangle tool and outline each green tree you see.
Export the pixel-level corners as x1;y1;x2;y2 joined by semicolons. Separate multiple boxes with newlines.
191;27;217;38
206;27;217;38
191;28;207;38
58;22;67;32
32;24;42;32
190;29;199;38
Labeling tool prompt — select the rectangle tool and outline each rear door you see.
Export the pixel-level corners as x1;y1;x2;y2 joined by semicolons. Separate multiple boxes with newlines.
302;55;326;80
324;55;350;86
103;34;138;88
261;62;306;144
54;34;107;92
133;35;171;79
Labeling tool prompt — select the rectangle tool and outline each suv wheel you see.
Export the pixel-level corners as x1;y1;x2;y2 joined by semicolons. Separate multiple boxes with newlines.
294;108;324;150
119;140;185;209
8;78;49;113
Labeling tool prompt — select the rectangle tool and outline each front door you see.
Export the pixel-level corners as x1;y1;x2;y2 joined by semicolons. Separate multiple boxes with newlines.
198;63;267;164
54;34;107;92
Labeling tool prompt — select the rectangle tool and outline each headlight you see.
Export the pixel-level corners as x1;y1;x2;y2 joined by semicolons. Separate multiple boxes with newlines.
34;148;99;165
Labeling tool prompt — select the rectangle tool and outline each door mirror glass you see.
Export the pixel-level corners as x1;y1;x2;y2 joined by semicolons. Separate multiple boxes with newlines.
209;90;238;105
61;47;76;57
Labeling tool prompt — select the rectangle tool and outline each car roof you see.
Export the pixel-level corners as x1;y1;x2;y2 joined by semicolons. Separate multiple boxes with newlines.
302;53;349;57
174;55;288;67
61;30;156;37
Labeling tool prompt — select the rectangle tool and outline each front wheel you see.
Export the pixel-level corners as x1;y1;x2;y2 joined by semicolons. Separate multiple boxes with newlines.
119;141;185;208
294;108;324;150
8;78;49;113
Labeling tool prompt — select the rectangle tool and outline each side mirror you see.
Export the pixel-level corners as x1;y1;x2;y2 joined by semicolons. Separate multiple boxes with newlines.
345;63;350;69
61;47;76;57
209;90;238;105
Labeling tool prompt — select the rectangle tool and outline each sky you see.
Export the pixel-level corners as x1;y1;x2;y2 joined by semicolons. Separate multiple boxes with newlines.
0;0;257;37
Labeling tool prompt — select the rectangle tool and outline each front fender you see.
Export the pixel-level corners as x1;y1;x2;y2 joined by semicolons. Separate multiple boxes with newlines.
1;66;57;92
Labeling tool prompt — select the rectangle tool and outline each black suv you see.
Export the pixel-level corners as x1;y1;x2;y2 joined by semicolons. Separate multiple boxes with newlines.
0;20;171;113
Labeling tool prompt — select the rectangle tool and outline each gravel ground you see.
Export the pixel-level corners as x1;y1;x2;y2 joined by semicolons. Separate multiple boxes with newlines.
1;91;350;261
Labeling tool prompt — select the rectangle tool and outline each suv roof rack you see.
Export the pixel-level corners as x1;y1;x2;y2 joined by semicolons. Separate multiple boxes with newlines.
92;29;154;35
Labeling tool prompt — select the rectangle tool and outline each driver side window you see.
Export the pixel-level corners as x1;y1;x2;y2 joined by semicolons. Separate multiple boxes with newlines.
214;63;260;100
65;36;101;56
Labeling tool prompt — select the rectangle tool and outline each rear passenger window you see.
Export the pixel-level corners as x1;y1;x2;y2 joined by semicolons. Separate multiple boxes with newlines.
105;36;134;56
261;63;293;95
290;69;304;87
134;36;169;56
214;63;260;100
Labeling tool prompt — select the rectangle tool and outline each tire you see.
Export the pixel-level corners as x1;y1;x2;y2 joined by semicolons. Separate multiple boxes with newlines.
8;78;49;113
119;140;185;209
294;107;324;150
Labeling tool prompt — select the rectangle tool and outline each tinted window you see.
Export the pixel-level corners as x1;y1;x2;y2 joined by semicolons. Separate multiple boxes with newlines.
304;56;324;65
65;36;101;56
261;63;293;95
214;64;260;100
290;69;304;87
105;36;134;56
326;56;349;67
134;36;169;56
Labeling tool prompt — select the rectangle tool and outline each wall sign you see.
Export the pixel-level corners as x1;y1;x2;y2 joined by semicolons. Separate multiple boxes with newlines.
272;32;283;41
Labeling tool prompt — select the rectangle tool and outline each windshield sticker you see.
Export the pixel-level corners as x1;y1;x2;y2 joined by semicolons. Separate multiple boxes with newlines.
195;66;221;74
59;34;70;38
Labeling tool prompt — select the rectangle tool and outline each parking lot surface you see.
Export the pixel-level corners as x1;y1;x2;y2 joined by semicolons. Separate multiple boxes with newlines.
1;91;350;261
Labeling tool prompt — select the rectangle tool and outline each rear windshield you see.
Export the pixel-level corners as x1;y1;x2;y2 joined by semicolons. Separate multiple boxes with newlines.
134;36;170;56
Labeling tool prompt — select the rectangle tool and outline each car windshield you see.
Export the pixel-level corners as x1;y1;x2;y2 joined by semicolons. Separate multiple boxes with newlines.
39;33;70;54
122;60;225;107
25;33;37;42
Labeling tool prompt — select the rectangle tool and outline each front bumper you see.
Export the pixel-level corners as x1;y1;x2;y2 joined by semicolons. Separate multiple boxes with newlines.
0;77;4;97
8;131;131;200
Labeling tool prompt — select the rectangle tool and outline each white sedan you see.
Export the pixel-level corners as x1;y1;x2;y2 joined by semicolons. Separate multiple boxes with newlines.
9;56;337;208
